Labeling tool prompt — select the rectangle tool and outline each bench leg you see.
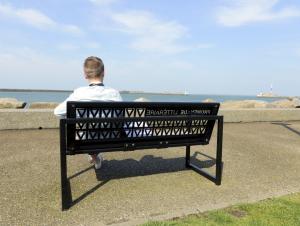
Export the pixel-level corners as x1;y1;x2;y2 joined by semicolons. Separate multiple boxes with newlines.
60;120;72;211
185;145;191;167
215;117;223;185
185;117;224;186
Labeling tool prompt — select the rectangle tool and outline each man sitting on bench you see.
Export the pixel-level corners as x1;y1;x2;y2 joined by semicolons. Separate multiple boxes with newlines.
54;56;122;169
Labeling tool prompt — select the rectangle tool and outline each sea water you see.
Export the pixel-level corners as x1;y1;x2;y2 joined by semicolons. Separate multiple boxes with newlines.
0;91;285;103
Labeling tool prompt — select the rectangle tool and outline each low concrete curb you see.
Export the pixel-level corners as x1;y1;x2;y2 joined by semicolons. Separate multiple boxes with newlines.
220;108;300;123
0;109;59;130
0;109;300;130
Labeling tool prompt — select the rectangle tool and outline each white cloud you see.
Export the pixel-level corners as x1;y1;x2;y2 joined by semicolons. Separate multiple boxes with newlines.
0;3;83;35
196;43;215;49
85;42;101;49
111;10;188;54
15;8;56;29
0;3;55;29
89;0;118;5
216;0;300;27
57;42;101;51
58;43;80;51
105;57;196;92
61;24;84;35
0;46;82;89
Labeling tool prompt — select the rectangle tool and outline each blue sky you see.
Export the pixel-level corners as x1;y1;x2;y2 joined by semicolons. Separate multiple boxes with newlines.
0;0;299;95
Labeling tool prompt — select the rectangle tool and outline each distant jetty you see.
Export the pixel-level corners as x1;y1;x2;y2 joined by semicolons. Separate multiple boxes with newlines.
0;88;186;95
256;92;290;99
120;90;187;95
256;84;290;98
0;88;72;93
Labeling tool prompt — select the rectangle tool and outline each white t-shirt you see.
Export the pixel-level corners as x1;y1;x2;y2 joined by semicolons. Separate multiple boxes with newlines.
54;84;122;116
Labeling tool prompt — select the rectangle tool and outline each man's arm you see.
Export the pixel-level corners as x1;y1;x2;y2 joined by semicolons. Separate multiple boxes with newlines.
113;90;123;102
54;93;76;117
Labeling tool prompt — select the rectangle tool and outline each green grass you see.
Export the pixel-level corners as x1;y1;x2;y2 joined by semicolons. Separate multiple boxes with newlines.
142;193;300;226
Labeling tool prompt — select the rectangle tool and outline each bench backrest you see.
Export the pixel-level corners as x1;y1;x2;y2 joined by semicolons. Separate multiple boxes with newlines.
66;102;220;153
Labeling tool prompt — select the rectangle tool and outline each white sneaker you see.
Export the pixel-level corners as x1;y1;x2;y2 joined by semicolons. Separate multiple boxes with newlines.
94;154;103;170
88;155;94;164
88;154;104;169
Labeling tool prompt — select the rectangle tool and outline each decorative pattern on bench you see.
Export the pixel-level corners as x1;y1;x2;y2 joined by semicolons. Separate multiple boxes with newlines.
73;106;213;141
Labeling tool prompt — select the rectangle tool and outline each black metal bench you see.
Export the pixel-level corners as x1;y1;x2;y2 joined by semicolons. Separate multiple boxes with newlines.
60;101;224;210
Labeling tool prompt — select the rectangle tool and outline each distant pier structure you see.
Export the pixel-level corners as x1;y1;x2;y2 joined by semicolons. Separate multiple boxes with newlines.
257;84;276;97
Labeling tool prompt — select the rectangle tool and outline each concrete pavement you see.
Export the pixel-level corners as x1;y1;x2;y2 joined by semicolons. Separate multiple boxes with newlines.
1;122;300;225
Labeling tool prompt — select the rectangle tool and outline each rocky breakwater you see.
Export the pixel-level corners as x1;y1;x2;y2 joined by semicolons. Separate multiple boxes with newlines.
219;98;300;109
0;98;26;109
0;98;59;109
134;97;150;102
29;102;59;109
